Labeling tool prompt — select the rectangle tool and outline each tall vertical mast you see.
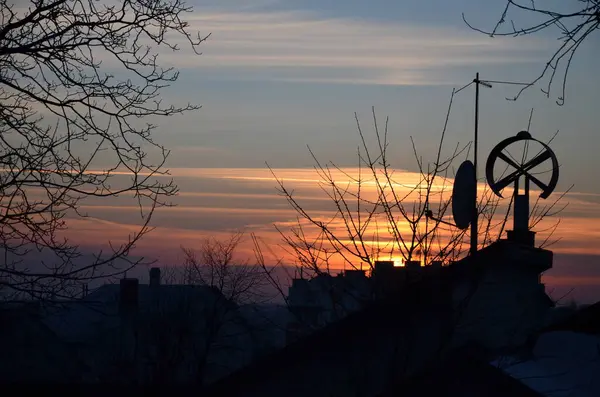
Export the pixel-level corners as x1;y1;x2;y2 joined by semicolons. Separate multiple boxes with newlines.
470;73;492;255
471;73;480;256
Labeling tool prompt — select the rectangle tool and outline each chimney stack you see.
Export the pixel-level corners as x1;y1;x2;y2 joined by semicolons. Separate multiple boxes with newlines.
119;278;139;315
373;261;394;277
149;267;161;288
405;260;421;270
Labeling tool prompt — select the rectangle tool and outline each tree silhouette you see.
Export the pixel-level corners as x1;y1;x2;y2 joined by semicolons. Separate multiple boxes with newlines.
101;233;273;386
269;96;568;281
0;0;208;302
260;97;568;337
464;0;599;105
269;100;497;279
179;231;271;305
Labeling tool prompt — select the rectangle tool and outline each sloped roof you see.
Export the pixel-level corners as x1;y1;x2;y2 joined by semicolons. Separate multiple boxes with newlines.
383;353;545;397
0;302;83;382
540;301;600;334
202;240;554;397
42;283;233;343
494;331;600;397
1;283;265;385
202;272;453;397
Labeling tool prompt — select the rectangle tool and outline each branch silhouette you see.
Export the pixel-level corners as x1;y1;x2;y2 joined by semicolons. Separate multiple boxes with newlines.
0;0;208;302
464;0;599;104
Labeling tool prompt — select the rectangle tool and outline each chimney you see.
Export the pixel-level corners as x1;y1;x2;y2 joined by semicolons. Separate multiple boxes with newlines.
345;269;366;280
405;260;421;270
119;278;139;315
373;261;394;277
149;267;161;288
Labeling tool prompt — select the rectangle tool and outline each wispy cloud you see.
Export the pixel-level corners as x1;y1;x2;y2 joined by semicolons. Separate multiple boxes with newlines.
5;2;550;87
48;165;600;300
165;7;550;85
168;145;230;155
58;167;600;261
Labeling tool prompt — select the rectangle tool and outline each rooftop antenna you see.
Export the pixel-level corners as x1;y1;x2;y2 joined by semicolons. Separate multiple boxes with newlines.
472;73;492;255
429;74;549;251
486;131;559;246
428;74;491;255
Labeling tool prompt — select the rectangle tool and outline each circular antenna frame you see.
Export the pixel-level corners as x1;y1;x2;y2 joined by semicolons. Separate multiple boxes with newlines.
485;131;559;199
452;160;476;230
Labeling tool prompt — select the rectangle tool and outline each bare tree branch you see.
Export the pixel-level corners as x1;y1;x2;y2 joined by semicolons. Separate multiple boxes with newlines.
464;0;599;104
0;0;208;302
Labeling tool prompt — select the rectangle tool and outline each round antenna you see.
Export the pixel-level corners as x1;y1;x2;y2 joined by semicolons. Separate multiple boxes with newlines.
485;131;560;245
452;160;476;230
486;131;559;199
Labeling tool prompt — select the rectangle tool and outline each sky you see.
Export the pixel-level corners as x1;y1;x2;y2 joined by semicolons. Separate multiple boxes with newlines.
54;0;600;302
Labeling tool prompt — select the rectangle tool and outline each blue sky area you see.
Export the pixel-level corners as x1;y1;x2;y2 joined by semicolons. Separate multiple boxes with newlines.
43;0;600;302
153;0;600;193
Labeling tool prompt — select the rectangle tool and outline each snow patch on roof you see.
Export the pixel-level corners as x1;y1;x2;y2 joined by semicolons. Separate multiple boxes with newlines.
492;331;600;397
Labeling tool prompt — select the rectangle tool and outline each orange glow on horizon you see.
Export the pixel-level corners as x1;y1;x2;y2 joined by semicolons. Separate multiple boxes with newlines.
43;167;600;274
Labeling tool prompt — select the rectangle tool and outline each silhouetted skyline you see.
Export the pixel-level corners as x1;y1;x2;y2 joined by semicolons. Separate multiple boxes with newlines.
35;0;600;302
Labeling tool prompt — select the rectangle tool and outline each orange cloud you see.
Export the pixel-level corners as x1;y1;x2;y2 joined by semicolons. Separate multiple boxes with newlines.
45;167;597;273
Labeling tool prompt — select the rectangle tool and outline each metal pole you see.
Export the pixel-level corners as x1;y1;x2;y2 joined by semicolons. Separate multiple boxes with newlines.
471;73;479;256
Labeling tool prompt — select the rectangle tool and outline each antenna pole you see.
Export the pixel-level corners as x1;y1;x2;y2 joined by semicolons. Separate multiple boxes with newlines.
471;73;480;256
469;73;492;255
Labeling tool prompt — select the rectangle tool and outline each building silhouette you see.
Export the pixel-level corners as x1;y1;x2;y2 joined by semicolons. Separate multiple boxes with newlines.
2;239;599;397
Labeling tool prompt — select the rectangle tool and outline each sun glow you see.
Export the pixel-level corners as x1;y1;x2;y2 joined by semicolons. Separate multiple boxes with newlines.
393;258;405;267
46;167;600;267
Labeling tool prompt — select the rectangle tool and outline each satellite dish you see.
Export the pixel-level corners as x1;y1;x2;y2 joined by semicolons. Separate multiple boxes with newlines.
452;160;476;230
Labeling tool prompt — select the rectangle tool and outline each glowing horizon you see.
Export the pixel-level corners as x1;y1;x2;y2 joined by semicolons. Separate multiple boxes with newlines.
53;167;600;266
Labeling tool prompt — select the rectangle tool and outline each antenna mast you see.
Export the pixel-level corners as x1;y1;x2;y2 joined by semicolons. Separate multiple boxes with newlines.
471;73;491;255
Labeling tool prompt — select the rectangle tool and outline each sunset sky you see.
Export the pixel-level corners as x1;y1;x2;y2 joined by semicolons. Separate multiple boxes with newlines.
61;0;600;302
